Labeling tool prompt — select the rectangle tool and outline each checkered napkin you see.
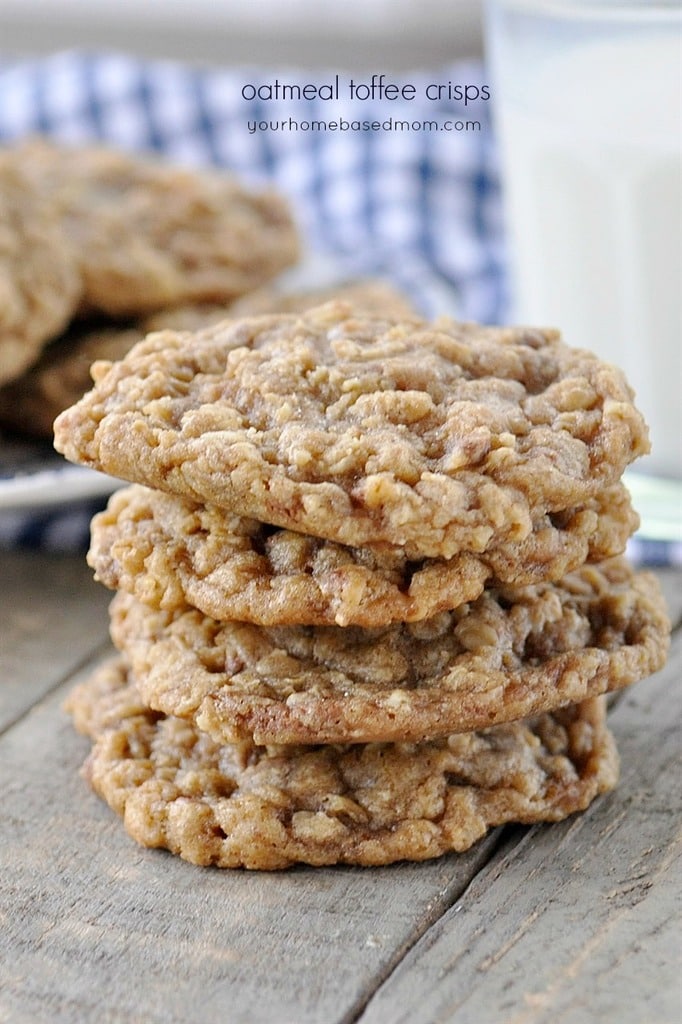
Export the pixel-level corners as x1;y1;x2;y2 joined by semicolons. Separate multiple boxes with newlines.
0;51;677;566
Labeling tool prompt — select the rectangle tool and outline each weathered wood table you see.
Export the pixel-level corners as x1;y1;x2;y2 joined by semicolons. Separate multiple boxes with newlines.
1;547;680;1024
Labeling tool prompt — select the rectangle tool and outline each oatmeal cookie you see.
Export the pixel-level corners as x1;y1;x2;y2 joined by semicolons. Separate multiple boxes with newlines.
88;483;638;627
53;303;649;560
108;558;670;745
15;137;299;317
144;278;417;333
65;658;619;869
0;157;81;386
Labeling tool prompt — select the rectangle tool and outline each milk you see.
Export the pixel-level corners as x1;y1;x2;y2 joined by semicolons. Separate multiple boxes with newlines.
491;26;682;480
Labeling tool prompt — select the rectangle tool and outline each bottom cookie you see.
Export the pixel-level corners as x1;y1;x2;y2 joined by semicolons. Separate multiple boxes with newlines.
65;658;619;870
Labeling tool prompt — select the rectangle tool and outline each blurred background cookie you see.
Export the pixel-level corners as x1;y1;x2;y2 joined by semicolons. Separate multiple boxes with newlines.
15;137;301;317
0;157;81;386
0;134;302;432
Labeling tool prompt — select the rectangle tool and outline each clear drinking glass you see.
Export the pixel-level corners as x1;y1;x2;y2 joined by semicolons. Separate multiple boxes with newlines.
484;0;682;522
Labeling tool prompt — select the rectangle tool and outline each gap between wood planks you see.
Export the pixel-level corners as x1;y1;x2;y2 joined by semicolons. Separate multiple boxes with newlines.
334;827;510;1024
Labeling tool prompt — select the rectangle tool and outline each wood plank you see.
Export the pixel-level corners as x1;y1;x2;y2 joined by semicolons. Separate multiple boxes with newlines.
0;550;111;732
0;658;501;1024
357;625;682;1024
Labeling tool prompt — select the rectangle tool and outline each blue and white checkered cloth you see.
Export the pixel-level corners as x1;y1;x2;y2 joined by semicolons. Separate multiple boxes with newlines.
0;51;678;565
0;51;505;321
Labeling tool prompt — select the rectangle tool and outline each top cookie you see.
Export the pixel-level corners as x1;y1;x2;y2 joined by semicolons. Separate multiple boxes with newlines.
13;137;300;317
54;302;649;559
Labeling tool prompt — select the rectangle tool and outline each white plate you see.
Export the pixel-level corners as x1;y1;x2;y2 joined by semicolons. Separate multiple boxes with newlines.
0;432;121;511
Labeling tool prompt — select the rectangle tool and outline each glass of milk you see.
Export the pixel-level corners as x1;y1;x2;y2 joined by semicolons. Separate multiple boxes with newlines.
484;0;682;507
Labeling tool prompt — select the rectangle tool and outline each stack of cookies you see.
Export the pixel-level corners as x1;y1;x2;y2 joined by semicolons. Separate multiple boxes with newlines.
55;301;670;869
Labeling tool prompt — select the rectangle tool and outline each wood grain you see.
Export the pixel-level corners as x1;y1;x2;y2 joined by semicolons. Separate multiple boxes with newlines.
0;550;110;732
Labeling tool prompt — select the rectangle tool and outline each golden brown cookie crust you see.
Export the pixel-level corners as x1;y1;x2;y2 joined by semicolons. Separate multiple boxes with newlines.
53;304;649;560
0;157;81;386
108;558;670;745
65;658;619;869
15;137;300;317
88;483;638;627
